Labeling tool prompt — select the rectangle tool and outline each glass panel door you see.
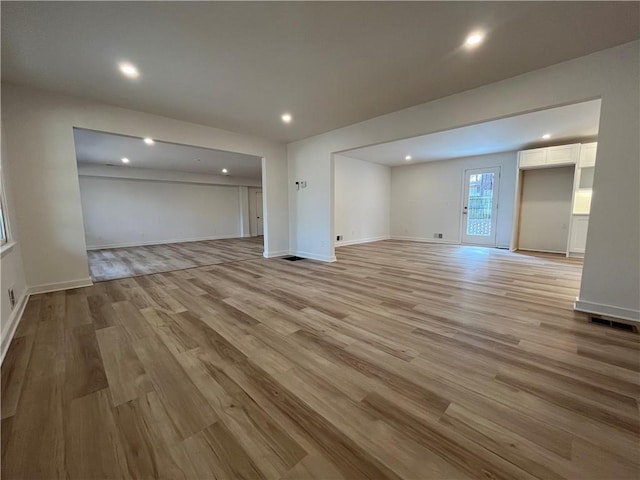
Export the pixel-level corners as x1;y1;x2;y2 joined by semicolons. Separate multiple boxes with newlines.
462;167;500;246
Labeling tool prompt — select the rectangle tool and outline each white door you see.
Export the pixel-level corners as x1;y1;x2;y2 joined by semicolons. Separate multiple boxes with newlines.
462;167;500;246
256;191;263;236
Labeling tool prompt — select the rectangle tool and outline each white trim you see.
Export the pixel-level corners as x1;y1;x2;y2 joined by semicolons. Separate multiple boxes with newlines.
263;250;289;258
0;241;17;257
516;247;567;255
289;250;337;262
390;236;510;249
86;234;241;250
1;290;30;364
391;236;459;245
28;277;93;295
335;236;390;247
574;299;640;323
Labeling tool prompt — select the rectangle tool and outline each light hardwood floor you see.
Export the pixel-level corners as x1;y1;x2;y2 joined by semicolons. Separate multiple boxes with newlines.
2;240;639;479
87;236;264;282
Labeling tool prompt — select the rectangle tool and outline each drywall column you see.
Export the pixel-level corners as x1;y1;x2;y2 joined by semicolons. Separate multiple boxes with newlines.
576;45;640;322
238;186;250;238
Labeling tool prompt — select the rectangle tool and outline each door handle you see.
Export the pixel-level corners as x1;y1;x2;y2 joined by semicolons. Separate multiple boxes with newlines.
463;206;468;215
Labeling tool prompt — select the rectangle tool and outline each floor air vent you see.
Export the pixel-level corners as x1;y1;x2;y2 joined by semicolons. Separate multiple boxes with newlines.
282;256;305;261
589;315;637;333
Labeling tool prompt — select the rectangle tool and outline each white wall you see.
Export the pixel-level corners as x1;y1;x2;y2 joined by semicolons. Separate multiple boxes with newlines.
1;84;289;292
1;122;28;362
518;166;574;253
79;176;244;249
288;41;639;321
390;151;516;248
334;155;390;246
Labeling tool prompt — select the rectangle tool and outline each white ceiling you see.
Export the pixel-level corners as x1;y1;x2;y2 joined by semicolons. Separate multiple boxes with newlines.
341;100;601;166
2;3;638;143
73;129;262;178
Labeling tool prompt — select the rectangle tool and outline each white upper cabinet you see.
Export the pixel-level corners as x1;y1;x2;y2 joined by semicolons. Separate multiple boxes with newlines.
517;144;581;169
579;142;598;168
519;149;547;167
546;144;581;166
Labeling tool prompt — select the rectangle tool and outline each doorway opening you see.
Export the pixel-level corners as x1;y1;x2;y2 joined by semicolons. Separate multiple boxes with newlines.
253;189;264;236
334;98;601;261
72;128;265;282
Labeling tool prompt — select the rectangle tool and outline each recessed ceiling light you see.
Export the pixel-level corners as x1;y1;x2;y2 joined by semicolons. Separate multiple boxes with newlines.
119;62;139;79
222;168;228;174
143;137;154;145
281;113;292;124
405;155;412;161
542;133;551;140
465;32;485;48
121;157;130;164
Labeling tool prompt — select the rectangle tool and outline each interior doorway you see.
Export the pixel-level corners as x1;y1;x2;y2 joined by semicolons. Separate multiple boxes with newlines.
256;190;264;236
73;128;265;281
462;166;500;246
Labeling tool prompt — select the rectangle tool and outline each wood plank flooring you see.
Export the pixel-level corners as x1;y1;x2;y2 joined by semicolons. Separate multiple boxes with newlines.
87;236;264;282
2;240;639;479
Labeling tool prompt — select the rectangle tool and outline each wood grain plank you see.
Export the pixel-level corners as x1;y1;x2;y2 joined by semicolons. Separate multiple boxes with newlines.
64;323;109;402
65;388;129;479
133;334;218;439
96;325;155;406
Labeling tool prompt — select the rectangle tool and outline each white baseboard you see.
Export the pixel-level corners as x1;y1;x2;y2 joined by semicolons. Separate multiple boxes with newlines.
335;236;390;247
1;290;30;364
87;234;241;250
263;250;289;258
391;236;460;245
574;299;640;323
517;247;566;255
29;277;94;295
391;236;510;249
289;250;337;262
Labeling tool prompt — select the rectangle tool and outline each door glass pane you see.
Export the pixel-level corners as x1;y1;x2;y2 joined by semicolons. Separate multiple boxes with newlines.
467;173;495;236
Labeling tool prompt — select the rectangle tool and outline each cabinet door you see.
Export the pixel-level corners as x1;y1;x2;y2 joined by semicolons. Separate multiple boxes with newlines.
579;143;597;167
569;216;589;253
547;144;579;166
519;149;546;168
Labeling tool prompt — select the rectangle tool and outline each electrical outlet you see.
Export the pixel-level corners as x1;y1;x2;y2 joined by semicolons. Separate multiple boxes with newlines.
8;288;15;309
434;233;443;239
336;235;343;241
